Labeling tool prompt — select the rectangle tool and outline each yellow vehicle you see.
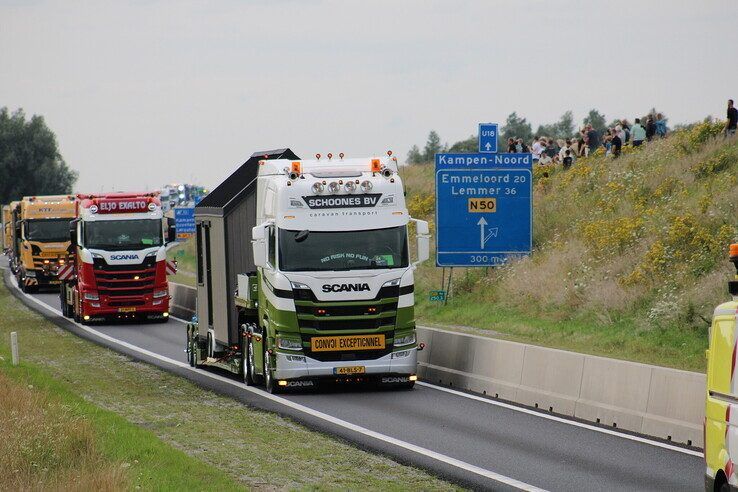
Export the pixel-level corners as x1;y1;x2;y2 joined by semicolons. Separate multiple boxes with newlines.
705;243;738;491
12;195;76;292
2;203;13;254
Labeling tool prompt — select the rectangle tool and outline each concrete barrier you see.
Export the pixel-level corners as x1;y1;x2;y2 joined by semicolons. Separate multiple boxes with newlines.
417;326;705;448
170;283;706;447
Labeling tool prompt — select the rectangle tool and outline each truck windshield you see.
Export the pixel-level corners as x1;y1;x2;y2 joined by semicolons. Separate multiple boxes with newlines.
84;219;163;251
25;219;70;242
279;226;408;272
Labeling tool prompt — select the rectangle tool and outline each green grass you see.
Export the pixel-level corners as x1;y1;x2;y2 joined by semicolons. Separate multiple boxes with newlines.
0;278;455;491
1;363;240;491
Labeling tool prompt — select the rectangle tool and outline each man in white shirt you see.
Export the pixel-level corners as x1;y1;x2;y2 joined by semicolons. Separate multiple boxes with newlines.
531;137;546;163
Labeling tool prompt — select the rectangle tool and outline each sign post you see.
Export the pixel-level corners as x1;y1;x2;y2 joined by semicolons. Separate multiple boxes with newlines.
435;152;533;267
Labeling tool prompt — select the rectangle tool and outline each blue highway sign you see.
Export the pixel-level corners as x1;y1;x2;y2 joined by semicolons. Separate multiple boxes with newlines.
435;153;532;267
478;123;498;153
174;207;195;238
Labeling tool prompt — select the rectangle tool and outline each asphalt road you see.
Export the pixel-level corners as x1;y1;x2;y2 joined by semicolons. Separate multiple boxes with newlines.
5;270;704;491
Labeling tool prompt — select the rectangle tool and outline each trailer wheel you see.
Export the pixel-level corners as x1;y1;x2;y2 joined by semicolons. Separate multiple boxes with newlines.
186;326;196;367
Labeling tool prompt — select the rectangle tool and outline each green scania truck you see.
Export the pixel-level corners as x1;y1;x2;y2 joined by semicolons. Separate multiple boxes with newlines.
186;149;429;392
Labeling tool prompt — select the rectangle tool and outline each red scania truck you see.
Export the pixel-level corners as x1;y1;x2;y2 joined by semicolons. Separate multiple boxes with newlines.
59;192;176;323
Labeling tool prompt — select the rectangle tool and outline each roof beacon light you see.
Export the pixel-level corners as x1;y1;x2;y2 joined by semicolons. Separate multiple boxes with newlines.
371;159;382;173
312;182;325;194
345;181;356;193
387;150;393;157
339;152;345;160
327;153;333;160
316;153;321;160
361;180;373;192
289;161;301;180
89;205;99;213
328;181;340;194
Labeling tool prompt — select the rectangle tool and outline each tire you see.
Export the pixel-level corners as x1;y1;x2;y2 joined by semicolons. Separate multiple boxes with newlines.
245;337;262;385
264;348;280;394
59;286;71;318
187;327;196;368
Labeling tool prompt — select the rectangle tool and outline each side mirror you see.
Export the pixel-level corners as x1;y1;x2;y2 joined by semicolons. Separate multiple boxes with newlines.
252;222;270;268
69;219;78;247
167;217;176;244
410;218;430;266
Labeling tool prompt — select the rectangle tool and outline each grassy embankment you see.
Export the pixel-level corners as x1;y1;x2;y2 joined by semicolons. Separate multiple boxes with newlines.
170;125;738;371
0;280;455;491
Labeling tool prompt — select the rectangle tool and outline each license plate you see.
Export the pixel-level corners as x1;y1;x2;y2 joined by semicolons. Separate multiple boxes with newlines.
334;366;365;375
311;334;386;352
118;307;137;313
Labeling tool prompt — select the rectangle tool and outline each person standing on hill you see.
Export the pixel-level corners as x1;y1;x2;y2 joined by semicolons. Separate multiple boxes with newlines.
726;99;738;136
507;137;516;153
655;113;667;138
531;136;546;163
611;130;622;157
645;116;656;141
631;118;646;146
585;124;599;154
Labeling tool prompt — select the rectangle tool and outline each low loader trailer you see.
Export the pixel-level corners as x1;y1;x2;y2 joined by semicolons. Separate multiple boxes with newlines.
186;149;430;392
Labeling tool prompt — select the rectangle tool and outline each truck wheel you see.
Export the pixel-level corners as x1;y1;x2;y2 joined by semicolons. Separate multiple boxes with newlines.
244;338;261;385
186;327;196;367
263;349;280;394
59;287;71;318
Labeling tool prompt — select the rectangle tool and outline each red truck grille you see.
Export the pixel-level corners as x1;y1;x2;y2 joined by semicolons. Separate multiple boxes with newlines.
92;257;156;297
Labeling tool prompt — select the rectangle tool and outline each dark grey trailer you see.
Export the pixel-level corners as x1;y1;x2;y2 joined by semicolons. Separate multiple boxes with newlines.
194;148;299;347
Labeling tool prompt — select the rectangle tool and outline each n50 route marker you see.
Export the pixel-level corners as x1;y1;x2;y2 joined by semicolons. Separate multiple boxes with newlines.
435;152;532;267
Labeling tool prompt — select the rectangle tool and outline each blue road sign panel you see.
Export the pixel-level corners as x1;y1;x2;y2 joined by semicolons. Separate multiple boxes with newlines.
435;153;532;267
174;207;195;237
478;123;498;153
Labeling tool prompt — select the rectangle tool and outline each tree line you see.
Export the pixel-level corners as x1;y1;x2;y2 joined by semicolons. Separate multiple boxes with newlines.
0;107;78;205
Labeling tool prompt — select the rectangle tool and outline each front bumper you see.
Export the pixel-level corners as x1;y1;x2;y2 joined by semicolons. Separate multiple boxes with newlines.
81;297;170;317
273;346;418;381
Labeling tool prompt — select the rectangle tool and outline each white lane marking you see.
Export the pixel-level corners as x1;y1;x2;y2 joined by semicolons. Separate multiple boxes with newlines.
10;280;545;492
417;382;704;458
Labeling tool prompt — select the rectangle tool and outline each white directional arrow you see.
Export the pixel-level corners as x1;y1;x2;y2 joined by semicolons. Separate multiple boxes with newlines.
478;217;498;249
485;142;492;151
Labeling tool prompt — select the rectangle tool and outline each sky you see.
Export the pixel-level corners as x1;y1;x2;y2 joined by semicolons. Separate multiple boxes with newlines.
2;0;737;192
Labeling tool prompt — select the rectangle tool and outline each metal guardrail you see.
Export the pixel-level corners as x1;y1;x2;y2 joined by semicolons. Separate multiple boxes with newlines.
170;282;705;448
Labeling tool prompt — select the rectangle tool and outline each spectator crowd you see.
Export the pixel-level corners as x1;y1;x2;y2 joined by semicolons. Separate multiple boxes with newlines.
506;113;669;167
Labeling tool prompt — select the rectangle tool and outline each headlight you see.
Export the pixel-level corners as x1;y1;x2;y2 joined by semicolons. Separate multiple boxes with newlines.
382;278;401;288
25;271;36;278
145;251;158;258
277;337;302;351
290;281;309;290
91;253;104;259
153;289;168;299
394;332;416;347
84;292;99;301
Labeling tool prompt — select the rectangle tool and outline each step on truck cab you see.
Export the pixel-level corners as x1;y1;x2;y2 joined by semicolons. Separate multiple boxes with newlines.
705;244;738;491
187;149;430;392
60;192;176;323
13;195;76;292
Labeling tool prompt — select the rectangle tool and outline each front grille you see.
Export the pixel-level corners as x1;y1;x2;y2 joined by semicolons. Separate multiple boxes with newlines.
99;288;153;297
109;300;146;307
299;317;395;331
295;303;395;317
93;257;156;298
